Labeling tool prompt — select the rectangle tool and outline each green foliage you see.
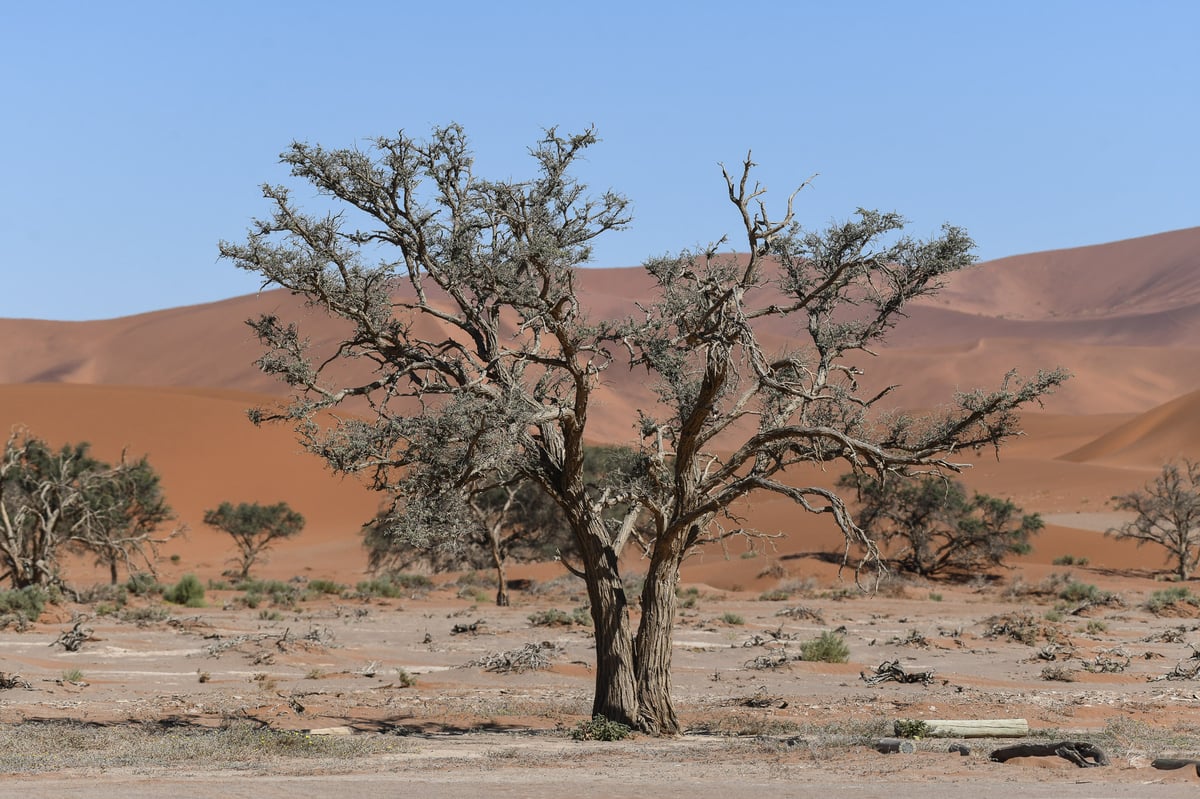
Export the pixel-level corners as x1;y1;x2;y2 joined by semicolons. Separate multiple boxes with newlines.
1053;554;1089;567
719;612;745;625
894;719;930;739
799;631;850;663
1146;586;1200;615
1057;581;1112;603
306;579;345;596
839;473;1042;577
61;669;85;684
528;607;591;627
203;501;304;580
355;572;432;599
125;573;160;596
570;715;633;742
394;668;417;688
163;574;206;607
235;578;302;608
0;585;50;622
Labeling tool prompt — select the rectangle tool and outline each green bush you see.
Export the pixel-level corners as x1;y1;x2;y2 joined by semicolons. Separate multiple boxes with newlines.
125;573;161;597
1146;587;1200;615
163;574;206;607
1058;581;1111;603
356;573;432;599
0;586;50;621
799;630;850;663
570;715;632;741
307;579;345;596
528;607;591;627
719;612;745;625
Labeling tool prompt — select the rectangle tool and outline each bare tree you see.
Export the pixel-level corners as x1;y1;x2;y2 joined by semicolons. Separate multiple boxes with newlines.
1109;460;1200;580
219;125;1066;733
0;430;176;589
838;473;1041;577
203;501;305;580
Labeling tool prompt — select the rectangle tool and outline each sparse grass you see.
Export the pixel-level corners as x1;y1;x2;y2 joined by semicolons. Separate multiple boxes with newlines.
394;667;417;688
0;720;409;773
1146;587;1200;615
719;612;745;626
305;668;325;680
236;579;303;608
1044;609;1064;622
307;579;346;596
1041;665;1076;682
1091;717;1200;761
1058;580;1112;604
258;609;284;621
528;607;591;627
1053;554;1090;567
799;630;850;663
1085;619;1108;634
677;586;701;608
355;573;432;599
125;573;161;597
162;574;206;608
60;668;85;684
928;592;943;602
118;605;170;624
570;715;632;741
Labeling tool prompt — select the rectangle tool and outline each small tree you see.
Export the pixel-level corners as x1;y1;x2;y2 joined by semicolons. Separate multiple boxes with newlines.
220;125;1066;733
0;430;176;589
839;473;1042;577
364;445;638;606
1109;460;1200;580
203;501;304;579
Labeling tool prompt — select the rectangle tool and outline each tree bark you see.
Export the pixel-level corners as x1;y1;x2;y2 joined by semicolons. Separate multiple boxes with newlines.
634;524;692;735
577;518;638;726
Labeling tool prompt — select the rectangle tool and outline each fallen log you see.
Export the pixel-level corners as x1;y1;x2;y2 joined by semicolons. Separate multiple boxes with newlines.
894;718;1029;738
990;741;1109;768
1152;757;1200;772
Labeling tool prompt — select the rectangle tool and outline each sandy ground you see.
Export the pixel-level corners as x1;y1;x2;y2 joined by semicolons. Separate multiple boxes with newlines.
5;559;1200;796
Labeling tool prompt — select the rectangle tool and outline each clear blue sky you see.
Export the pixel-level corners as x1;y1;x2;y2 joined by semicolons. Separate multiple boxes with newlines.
2;1;1197;320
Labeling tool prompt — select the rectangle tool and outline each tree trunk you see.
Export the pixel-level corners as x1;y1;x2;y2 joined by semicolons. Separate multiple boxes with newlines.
109;558;119;585
490;527;509;607
634;549;681;734
577;518;639;727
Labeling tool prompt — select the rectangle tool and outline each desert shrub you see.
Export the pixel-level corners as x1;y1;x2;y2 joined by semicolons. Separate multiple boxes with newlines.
394;668;417;687
758;588;792;601
1146;587;1200;615
719;612;745;625
124;572;160;597
528;607;590;627
119;605;170;623
1058;581;1112;603
61;668;85;683
800;630;850;663
356;573;432;599
570;715;632;741
677;585;701;609
236;578;301;607
163;574;206;607
1041;665;1076;682
1085;620;1108;634
76;583;128;606
1053;554;1089;567
0;586;50;622
894;719;930;738
306;579;345;596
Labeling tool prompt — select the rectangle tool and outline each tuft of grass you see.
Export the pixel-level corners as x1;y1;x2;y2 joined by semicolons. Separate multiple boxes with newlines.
528;607;590;627
355;573;431;599
61;668;85;684
118;605;170;624
162;574;206;608
394;667;417;688
0;586;50;623
719;612;745;625
1058;581;1112;603
799;630;849;663
1146;587;1200;615
1085;619;1108;634
1053;554;1089;567
306;579;345;596
928;592;944;602
570;715;632;741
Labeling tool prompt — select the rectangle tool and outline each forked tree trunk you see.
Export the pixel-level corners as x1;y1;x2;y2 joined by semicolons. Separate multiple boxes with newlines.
634;550;682;735
578;518;639;726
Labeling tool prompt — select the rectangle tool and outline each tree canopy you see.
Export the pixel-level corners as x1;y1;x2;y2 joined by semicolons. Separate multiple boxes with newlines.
203;501;304;580
220;124;1066;733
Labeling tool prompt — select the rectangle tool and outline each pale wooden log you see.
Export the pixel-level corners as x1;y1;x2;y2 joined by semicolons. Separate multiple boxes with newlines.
894;718;1029;738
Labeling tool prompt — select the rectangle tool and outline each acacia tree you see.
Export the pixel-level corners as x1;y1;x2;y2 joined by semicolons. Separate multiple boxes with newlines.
1109;460;1200;580
203;501;305;579
838;473;1041;577
364;445;637;606
220;125;1066;733
0;431;175;588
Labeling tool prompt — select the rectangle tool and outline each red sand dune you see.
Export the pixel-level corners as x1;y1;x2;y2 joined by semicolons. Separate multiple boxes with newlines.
1;228;1198;585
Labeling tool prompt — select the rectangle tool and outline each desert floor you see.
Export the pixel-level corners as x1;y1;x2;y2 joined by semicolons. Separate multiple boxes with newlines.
5;554;1200;798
